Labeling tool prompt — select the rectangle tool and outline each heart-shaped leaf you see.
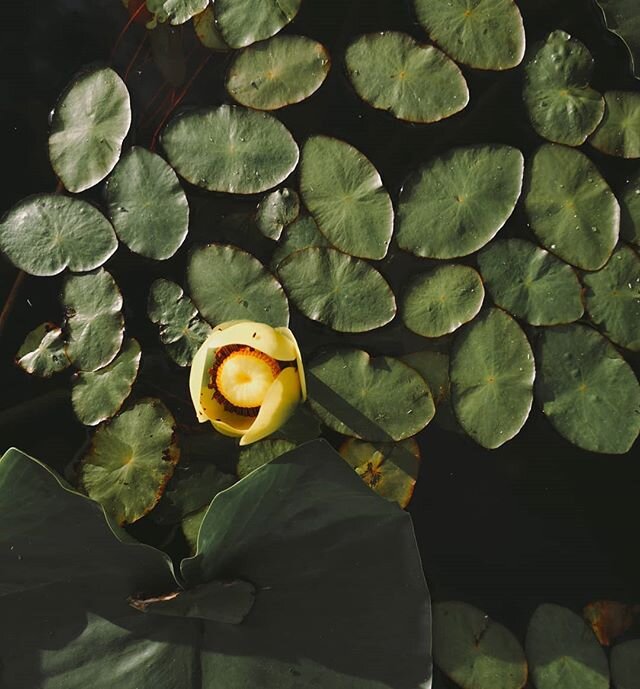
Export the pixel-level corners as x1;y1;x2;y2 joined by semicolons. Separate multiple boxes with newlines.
213;0;301;48
256;188;300;240
589;91;640;158
15;323;69;377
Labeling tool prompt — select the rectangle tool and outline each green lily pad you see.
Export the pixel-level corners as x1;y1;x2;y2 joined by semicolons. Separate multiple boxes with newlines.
396;145;524;259
161;105;299;195
71;338;141;426
594;0;640;78
477;238;584;325
526;603;609;689
104;146;189;260
146;0;208;25
271;214;330;269
523;30;604;146
192;5;229;51
402;264;484;338
535;324;640;453
307;347;435;441
413;0;526;71
272;404;323;444
433;602;528;689
611;640;640;689
237;439;297;478
79;398;179;524
300;136;394;260
0;194;117;277
620;171;640;247
524;143;619;270
62;268;124;372
226;35;330;110
256;188;300;241
15;323;69;377
213;0;301;48
277;247;396;333
187;244;289;327
49;66;131;193
589;91;640;159
450;308;535;449
345;31;468;123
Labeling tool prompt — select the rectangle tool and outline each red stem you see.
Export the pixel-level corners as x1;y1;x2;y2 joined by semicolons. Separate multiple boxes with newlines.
111;2;147;61
124;32;149;82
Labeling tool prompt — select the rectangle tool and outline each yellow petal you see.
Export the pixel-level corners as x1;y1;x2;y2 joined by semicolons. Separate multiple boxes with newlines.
189;336;215;422
202;321;297;361
275;327;307;401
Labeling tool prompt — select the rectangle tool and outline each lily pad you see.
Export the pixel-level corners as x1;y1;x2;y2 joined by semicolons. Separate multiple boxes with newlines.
71;338;141;426
237;438;297;478
256;188;300;240
300;136;394;260
523;30;605;146
146;0;208;25
450;308;535;449
104;146;189;260
0;194;117;277
402;264;484;338
271;214;330;269
594;0;640;78
62;268;124;372
161;105;299;194
433;602;528;689
277;247;396;333
396;145;524;259
413;0;526;71
477;238;584;325
192;5;229;51
589;91;640;159
226;35;330;110
345;31;468;123
524;143;619;270
187;244;289;327
611;640;640;689
15;323;69;377
620;171;640;247
307;347;435;441
214;0;301;48
526;603;609;689
535;324;640;453
49;66;131;193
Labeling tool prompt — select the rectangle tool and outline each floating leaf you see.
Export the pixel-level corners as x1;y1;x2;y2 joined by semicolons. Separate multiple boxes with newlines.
450;308;535;449
345;31;468;123
193;5;229;51
256;188;300;240
271;214;330;269
237;438;297;478
161;105;299;194
396;145;524;259
535;324;640;453
611;640;640;689
478;238;584;325
0;194;117;277
594;0;640;78
146;0;208;25
620;171;640;247
277;247;396;332
300;136;394;260
214;0;301;48
49;66;131;193
15;323;69;377
583;601;635;646
589;91;640;159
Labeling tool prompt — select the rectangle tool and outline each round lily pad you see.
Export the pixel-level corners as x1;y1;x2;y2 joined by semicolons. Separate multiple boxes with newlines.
256;188;300;241
535;324;640;453
187;244;289;327
450;308;535;449
192;5;229;51
226;35;330;110
589;91;640;159
0;194;117;277
524;143;619;270
271;214;330;270
526;603;609;689
300;136;394;260
401;264;484;338
413;0;526;71
214;0;301;48
433;602;528;689
620;171;640;247
161;105;299;194
477;238;584;325
277;247;396;333
15;323;69;377
523;30;605;146
396;145;524;259
104;147;189;260
72;338;141;426
307;347;435;441
237;438;297;478
146;0;208;25
611;640;640;689
345;31;468;123
79;398;179;525
62;269;124;372
49;66;131;193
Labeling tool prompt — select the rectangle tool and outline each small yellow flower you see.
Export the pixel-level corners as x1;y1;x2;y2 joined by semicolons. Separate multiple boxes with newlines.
189;321;306;446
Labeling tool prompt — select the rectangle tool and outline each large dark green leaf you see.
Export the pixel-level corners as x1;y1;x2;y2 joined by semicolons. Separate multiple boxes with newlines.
589;91;640;158
214;0;301;48
594;0;640;78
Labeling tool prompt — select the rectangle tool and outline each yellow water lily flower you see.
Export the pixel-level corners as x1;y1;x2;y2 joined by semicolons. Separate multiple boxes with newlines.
189;321;306;446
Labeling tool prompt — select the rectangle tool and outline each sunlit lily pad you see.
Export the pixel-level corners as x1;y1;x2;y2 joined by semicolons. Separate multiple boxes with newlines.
256;188;300;240
0;194;117;277
277;247;396;332
104;146;189;260
271;214;330;269
611;640;640;689
413;0;526;70
15;323;69;377
345;31;468;123
226;35;330;110
237;438;297;478
300;136;394;260
589;91;640;158
146;0;208;25
49;66;131;193
524;144;619;270
396;145;524;259
523;31;604;146
214;0;301;48
161;105;299;194
192;5;229;51
450;308;535;449
535;324;640;453
478;238;584;325
594;0;640;78
307;348;435;441
620;171;640;247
